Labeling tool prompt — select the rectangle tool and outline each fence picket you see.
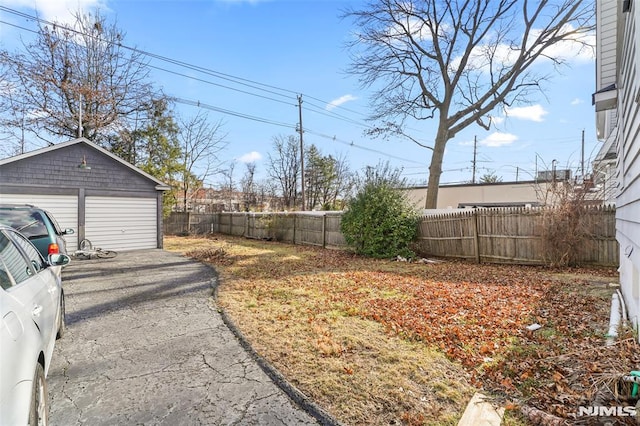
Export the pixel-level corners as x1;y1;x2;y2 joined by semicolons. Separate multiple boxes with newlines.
164;206;618;267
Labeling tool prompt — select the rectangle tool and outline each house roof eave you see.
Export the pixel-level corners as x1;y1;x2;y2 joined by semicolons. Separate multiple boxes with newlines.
592;84;618;111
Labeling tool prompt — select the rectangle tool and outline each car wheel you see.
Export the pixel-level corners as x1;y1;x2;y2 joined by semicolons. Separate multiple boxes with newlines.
28;363;49;426
56;292;65;340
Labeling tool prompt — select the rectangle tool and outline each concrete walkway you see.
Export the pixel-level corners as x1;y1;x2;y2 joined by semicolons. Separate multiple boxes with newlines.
48;249;322;425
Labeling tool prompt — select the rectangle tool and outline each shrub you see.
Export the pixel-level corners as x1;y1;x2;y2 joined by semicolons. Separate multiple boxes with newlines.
536;180;599;267
340;163;419;259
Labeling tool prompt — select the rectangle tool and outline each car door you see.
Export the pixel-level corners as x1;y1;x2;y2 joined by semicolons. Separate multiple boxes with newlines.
2;229;59;367
0;252;44;425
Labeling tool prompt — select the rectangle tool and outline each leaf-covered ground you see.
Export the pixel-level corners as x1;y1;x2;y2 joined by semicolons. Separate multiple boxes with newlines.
165;235;638;425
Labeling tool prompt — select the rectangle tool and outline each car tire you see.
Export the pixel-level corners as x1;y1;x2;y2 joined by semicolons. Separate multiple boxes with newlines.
28;363;49;426
56;292;65;340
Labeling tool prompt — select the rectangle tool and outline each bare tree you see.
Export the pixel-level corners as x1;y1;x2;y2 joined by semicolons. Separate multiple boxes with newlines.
240;162;258;211
251;179;279;211
345;0;594;208
0;10;156;147
267;135;300;210
220;162;236;212
177;112;227;211
328;152;354;209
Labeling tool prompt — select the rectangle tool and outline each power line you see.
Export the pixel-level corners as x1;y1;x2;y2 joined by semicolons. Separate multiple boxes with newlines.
1;7;438;167
0;18;298;106
0;6;437;148
147;63;296;107
304;129;425;165
171;97;294;128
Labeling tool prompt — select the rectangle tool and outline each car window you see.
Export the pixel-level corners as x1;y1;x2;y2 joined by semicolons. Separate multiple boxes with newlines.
0;231;33;284
0;235;14;290
7;230;46;273
44;210;64;235
0;210;48;239
0;260;12;290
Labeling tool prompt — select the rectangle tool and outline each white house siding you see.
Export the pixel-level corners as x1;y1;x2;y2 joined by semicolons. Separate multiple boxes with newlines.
0;194;79;252
596;0;618;88
85;196;157;252
614;2;640;335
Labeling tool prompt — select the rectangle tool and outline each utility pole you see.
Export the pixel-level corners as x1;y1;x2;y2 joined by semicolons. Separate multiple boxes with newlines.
297;95;305;211
472;135;477;184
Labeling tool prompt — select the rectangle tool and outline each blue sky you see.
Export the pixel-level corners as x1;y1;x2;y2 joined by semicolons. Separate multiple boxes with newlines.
0;0;599;187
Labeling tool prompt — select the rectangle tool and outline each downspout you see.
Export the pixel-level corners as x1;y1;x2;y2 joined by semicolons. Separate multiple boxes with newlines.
616;288;628;328
606;292;621;346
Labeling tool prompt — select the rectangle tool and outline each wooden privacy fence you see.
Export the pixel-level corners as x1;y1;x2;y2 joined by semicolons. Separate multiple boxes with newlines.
414;206;618;266
164;206;618;267
164;211;346;248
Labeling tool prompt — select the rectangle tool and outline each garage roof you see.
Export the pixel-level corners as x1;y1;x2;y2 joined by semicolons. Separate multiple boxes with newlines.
0;138;170;191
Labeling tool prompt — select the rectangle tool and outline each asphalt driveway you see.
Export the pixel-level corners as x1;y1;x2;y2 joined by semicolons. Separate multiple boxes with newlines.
47;249;322;425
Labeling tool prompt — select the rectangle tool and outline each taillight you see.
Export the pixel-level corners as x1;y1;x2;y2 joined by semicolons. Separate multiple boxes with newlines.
48;243;60;255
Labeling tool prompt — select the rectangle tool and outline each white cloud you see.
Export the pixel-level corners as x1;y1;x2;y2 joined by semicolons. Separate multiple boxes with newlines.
450;24;595;74
529;24;595;64
237;151;262;163
571;98;583;106
490;115;505;126
505;105;548;122
0;0;107;23
326;94;357;111
479;132;518;147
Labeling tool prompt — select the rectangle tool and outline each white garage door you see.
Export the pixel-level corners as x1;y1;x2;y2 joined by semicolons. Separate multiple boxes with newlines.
0;194;79;251
85;196;157;252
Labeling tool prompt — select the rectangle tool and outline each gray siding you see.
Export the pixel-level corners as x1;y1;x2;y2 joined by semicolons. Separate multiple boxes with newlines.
0;142;157;194
0;139;166;250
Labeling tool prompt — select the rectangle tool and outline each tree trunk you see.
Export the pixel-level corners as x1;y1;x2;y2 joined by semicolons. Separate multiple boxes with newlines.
183;190;187;212
425;126;450;209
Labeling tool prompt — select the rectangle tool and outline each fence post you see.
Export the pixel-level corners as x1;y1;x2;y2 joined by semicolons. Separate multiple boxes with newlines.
293;213;297;245
322;213;327;248
473;210;480;264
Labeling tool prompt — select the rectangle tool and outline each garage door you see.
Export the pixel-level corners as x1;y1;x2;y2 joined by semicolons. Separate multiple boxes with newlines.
0;194;79;252
85;196;157;252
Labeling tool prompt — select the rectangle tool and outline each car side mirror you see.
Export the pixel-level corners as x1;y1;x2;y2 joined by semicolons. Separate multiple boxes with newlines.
63;228;75;235
48;253;71;266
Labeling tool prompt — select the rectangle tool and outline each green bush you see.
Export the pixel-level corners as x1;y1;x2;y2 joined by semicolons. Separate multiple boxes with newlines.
340;164;419;259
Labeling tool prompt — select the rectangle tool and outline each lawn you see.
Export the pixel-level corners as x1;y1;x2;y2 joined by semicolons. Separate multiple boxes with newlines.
164;234;637;426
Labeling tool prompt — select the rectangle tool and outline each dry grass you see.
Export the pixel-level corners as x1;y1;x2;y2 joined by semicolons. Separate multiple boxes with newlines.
166;235;474;425
164;234;633;426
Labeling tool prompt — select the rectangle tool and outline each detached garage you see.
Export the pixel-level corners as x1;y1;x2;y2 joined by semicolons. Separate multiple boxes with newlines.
0;138;169;252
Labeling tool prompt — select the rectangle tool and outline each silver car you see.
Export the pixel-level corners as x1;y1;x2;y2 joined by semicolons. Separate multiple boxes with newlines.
0;225;69;425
